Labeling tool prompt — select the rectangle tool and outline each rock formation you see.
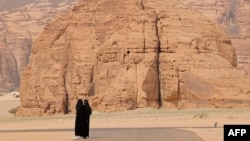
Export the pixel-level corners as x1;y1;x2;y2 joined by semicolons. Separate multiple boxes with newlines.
0;0;77;92
0;20;30;92
17;0;250;116
180;0;250;74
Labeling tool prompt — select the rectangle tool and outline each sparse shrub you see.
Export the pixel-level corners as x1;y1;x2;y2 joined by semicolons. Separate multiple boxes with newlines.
9;107;19;115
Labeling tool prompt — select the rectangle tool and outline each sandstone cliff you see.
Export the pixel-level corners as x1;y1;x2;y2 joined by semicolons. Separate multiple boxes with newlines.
0;0;77;92
17;0;250;116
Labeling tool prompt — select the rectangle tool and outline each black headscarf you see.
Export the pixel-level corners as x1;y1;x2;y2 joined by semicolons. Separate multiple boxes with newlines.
76;99;83;113
83;99;92;115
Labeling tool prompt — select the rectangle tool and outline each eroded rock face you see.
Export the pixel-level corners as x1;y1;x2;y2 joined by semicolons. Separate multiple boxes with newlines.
16;0;250;116
0;47;20;90
0;22;30;92
0;0;78;92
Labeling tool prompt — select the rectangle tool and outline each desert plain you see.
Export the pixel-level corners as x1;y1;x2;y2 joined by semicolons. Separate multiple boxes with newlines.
0;94;250;141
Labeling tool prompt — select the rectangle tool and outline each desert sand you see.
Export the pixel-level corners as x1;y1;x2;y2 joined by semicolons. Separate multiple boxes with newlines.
1;94;250;141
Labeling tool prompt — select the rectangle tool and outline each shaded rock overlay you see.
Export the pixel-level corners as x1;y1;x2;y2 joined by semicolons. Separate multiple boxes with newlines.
180;0;250;74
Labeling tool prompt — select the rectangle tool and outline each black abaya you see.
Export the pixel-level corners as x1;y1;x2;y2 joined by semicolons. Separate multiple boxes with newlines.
75;100;84;137
82;100;92;138
75;99;92;138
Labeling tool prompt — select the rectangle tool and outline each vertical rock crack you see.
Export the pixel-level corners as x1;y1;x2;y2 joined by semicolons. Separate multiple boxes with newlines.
154;11;162;108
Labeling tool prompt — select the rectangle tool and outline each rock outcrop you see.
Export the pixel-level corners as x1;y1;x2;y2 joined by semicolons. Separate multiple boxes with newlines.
180;0;250;74
0;0;77;92
17;0;250;116
0;20;32;91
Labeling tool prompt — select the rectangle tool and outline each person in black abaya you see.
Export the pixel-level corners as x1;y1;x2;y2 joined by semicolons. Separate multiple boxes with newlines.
74;99;84;139
82;99;92;138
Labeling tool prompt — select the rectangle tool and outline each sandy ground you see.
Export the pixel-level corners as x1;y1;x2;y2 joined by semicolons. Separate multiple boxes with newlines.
1;94;250;141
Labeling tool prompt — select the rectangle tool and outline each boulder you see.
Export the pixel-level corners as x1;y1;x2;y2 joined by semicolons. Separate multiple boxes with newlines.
17;0;250;116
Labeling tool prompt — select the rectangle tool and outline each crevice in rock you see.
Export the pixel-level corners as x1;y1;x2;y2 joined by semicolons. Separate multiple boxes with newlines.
89;65;94;83
143;20;146;53
177;69;181;108
140;0;145;10
50;24;69;47
62;41;70;114
135;64;138;107
62;65;69;114
154;11;162;108
88;65;95;96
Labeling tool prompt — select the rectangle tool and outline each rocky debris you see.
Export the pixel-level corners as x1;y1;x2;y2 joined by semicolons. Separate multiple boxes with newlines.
16;0;250;116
